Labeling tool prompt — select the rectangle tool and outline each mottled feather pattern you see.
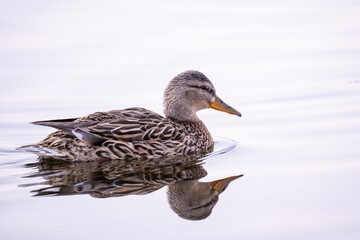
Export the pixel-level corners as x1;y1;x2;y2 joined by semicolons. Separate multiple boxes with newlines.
37;107;213;161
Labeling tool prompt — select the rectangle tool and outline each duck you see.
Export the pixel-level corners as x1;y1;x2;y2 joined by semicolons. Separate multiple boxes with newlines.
24;70;241;161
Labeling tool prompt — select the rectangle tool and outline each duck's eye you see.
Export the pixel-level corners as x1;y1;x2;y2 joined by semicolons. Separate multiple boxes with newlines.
189;85;215;95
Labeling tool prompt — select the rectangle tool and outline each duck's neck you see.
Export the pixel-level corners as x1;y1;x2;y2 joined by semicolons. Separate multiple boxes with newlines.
164;104;200;122
164;101;213;148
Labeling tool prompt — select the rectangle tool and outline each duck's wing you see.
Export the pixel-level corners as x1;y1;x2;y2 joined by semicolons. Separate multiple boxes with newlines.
88;108;185;143
32;107;185;146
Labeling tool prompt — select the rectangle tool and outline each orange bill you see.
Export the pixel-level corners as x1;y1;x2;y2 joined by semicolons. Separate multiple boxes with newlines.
209;96;242;117
210;174;243;193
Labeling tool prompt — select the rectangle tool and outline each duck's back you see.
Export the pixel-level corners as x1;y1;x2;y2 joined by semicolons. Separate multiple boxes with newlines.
29;107;213;161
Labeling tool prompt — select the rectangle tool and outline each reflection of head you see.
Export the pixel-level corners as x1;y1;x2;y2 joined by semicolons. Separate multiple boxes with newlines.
167;175;242;220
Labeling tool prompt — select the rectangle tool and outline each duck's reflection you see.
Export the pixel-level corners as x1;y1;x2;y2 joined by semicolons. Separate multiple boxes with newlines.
23;156;242;220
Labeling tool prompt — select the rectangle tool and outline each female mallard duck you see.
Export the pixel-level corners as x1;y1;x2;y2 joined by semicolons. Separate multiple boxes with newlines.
27;70;241;161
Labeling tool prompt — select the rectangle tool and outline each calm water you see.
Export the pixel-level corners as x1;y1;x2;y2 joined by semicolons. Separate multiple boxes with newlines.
1;0;360;239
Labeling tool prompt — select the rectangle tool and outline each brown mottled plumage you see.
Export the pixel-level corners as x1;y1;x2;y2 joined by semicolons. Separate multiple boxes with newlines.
20;70;241;161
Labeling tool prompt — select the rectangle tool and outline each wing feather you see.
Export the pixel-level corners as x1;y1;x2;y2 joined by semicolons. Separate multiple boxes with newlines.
32;107;186;147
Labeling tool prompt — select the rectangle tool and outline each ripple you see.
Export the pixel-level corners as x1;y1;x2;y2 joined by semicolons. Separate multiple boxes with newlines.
208;137;239;158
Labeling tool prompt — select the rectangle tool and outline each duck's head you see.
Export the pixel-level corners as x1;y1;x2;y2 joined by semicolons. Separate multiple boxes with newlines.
163;70;242;122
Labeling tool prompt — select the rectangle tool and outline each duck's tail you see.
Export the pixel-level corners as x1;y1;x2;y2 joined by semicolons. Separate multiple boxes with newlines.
16;144;66;158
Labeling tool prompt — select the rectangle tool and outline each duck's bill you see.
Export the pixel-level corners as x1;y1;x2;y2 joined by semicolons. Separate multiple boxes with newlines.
210;175;243;193
209;96;242;117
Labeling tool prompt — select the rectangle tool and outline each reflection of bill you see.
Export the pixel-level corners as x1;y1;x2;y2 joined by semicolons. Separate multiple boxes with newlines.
22;155;243;221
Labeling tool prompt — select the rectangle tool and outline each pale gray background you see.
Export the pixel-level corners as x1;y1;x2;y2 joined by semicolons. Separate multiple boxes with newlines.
1;1;360;239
